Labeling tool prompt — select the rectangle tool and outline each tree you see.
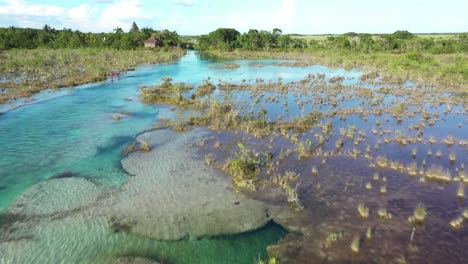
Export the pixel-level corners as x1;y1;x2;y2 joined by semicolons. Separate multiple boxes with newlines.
272;28;282;36
113;27;124;35
392;30;414;40
129;22;139;33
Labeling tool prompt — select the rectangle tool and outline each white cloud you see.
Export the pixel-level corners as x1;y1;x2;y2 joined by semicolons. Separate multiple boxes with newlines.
66;4;99;32
93;0;114;3
174;1;194;7
0;0;65;17
98;0;150;31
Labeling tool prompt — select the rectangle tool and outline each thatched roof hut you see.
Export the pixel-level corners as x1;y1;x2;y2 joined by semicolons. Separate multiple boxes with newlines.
144;36;159;48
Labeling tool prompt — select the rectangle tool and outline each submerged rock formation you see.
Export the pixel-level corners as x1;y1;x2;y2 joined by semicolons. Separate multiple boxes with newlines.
117;129;272;240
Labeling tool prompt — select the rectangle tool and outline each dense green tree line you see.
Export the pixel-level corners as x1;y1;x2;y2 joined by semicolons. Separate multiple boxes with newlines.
196;28;468;54
0;23;183;50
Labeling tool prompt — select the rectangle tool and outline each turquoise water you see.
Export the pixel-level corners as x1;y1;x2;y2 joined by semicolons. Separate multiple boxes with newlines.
0;51;361;263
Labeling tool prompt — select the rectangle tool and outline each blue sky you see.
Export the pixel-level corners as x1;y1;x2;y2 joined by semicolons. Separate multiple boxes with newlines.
0;0;466;35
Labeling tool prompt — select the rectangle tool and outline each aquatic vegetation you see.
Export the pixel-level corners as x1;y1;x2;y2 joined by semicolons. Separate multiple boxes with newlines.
311;167;318;176
323;231;344;249
194;78;216;97
427;149;433;157
351;236;360;254
463;209;468;220
436;150;442;158
412;148;418;158
335;138;344;149
450;152;456;162
378;208;392;219
296;139;314;159
457;183;464;199
380;185;387;194
449;217;463;229
284;182;304;211
366;182;372;190
138;139;151;152
140;78;194;106
224;142;267;188
409;203;427;224
373;172;379;181
442;135;455;146
223;63;241;69
366;227;372;240
205;155;215;166
407;162;418;176
357;203;370;218
255;257;278;264
376;156;388;168
425;166;451;182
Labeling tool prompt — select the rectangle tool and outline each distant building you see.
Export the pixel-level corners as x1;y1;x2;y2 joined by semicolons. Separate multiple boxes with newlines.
144;36;159;48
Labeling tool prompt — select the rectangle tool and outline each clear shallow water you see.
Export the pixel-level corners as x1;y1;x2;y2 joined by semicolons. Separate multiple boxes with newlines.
0;51;361;263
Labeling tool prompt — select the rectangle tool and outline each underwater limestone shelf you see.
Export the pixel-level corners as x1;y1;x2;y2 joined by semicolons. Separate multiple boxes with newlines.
116;128;287;240
0;130;293;263
8;177;101;216
4;129;292;246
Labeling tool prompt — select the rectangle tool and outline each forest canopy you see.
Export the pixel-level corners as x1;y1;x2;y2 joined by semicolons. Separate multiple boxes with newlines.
0;22;183;50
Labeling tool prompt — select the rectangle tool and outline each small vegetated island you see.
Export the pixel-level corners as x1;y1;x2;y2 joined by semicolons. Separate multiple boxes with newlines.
0;22;467;264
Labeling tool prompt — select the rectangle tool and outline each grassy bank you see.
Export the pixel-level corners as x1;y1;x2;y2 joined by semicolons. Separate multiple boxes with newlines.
0;48;186;104
206;50;467;91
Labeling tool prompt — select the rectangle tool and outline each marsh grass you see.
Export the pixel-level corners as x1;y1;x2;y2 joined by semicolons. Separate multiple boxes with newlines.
0;48;186;104
213;49;466;89
223;142;271;189
140;78;194;106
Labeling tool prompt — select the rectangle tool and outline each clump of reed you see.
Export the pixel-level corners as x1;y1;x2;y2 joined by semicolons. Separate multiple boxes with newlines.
378;208;392;219
311;166;318;176
373;172;379;181
283;181;304;210
223;63;241;69
380;185;387;194
140;78;195;107
407;162;418;177
449;217;463;229
194;78;216;97
366;227;372;240
463;209;468;220
271;171;303;210
223;142;270;189
425;166;451;182
450;152;456;162
358;203;370;218
351;236;360;254
408;203;427;224
458;183;465;199
442;135;455;146
296;139;314;159
137;138;151;152
376;156;389;168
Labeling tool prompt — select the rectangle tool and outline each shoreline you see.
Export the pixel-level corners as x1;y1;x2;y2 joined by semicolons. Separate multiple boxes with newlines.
0;49;187;114
0;48;187;106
